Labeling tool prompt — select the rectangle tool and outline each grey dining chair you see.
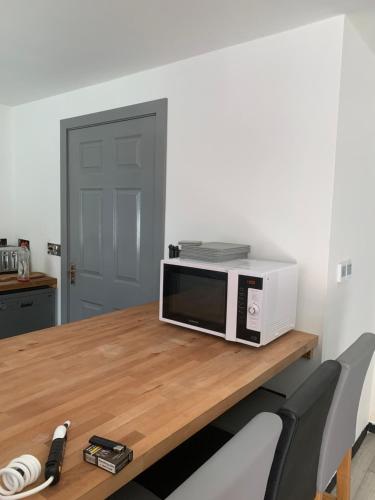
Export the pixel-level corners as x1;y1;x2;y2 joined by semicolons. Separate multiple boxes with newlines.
264;360;341;500
109;412;282;500
315;333;375;500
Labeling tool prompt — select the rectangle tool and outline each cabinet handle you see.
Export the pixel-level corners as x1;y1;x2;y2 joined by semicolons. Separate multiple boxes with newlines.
20;301;33;308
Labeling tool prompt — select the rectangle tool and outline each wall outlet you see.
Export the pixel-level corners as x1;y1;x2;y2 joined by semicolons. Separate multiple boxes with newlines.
48;242;61;256
337;260;352;283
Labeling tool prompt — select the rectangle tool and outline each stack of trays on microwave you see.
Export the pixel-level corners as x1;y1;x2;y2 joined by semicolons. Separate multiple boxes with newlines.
179;241;250;262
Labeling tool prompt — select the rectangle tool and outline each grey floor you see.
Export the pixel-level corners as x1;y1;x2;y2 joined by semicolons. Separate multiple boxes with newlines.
338;432;375;499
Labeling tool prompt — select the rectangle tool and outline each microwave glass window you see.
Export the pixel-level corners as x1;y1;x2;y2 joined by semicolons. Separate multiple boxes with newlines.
163;264;228;333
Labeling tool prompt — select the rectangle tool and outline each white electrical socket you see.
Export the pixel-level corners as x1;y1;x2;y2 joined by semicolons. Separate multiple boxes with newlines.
337;260;352;283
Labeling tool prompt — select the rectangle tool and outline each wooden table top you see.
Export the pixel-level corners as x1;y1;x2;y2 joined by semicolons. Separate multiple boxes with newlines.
0;272;57;292
0;302;318;499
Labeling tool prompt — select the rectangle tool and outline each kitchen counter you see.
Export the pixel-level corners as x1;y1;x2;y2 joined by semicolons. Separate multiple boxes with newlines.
0;272;57;293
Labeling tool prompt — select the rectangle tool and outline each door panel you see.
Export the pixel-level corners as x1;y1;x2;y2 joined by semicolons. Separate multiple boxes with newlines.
114;188;141;283
80;189;103;275
68;114;160;321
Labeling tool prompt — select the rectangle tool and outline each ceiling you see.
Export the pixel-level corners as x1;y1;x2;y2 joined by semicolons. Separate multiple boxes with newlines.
0;0;373;106
350;7;375;52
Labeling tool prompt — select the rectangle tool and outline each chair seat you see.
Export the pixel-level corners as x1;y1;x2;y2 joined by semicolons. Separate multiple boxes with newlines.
212;388;285;435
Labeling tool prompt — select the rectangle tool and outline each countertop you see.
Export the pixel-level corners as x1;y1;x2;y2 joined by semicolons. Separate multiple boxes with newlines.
0;272;57;293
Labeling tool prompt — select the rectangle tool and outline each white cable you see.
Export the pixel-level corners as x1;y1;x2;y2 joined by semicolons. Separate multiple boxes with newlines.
0;455;53;499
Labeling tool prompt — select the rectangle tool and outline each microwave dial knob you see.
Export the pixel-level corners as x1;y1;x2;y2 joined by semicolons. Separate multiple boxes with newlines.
248;303;259;315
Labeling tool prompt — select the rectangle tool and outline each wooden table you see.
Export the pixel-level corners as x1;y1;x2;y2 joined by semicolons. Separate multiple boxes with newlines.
0;272;57;293
0;302;317;499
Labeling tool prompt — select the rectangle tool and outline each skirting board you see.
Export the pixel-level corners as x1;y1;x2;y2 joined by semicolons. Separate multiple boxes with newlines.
326;422;375;493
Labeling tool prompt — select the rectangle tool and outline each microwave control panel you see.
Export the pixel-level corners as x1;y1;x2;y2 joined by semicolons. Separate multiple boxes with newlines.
236;275;263;344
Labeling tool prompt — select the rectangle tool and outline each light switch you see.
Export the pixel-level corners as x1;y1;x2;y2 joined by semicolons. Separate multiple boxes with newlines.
337;260;352;283
346;261;352;277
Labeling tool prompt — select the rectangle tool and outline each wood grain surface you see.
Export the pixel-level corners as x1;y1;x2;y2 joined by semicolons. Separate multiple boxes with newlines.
0;302;317;499
0;272;57;292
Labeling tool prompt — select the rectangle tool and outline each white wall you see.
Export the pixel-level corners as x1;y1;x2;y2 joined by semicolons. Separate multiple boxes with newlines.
11;17;344;348
0;104;14;242
322;18;375;434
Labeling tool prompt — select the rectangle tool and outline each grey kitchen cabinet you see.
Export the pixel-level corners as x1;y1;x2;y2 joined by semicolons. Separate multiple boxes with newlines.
0;287;56;339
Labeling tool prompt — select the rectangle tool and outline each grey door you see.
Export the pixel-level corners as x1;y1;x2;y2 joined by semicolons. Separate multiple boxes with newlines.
63;101;167;322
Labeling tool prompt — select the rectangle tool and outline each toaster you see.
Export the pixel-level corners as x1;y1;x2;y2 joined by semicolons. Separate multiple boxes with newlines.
0;247;19;273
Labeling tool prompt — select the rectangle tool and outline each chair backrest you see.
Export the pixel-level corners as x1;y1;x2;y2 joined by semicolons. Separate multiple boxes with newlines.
317;333;375;491
166;412;282;500
264;360;341;500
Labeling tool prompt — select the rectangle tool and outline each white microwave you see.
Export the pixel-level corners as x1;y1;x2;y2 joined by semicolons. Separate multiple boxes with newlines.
160;258;298;347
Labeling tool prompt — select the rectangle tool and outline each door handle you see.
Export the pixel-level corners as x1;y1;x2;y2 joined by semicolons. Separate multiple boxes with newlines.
70;263;77;285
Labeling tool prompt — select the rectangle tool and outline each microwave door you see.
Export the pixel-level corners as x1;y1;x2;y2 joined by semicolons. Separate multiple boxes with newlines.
162;264;228;335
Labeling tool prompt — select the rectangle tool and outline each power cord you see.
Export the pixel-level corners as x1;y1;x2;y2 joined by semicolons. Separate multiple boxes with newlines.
0;455;53;499
0;421;70;499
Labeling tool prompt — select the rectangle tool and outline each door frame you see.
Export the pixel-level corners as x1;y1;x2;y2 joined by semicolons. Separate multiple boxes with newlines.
60;99;168;323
